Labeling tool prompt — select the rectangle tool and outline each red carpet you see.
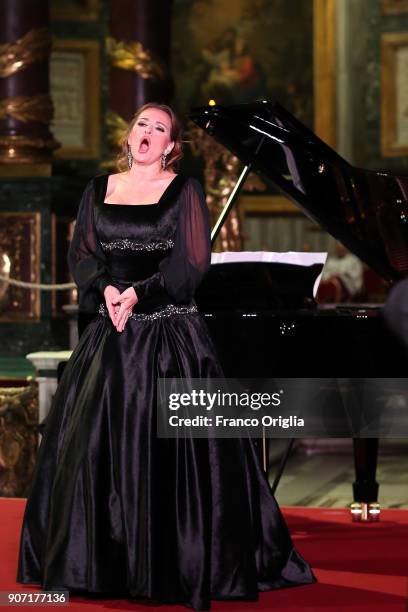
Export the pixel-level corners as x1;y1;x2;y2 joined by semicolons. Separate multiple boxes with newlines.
1;498;407;611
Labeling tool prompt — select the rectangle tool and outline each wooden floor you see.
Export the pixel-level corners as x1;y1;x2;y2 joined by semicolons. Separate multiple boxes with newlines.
269;439;408;509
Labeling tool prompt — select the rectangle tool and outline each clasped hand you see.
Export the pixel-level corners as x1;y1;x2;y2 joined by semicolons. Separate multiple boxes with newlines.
104;285;138;332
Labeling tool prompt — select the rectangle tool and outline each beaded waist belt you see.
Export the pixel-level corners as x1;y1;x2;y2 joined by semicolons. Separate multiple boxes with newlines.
98;301;198;321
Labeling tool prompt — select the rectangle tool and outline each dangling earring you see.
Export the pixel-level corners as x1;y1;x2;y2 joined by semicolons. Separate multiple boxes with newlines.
127;143;133;170
161;151;168;171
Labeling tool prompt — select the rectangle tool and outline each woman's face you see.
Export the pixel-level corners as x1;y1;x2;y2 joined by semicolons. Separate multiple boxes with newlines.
128;108;174;168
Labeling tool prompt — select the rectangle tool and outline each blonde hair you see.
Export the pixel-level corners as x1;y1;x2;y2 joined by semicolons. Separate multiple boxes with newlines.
116;102;184;173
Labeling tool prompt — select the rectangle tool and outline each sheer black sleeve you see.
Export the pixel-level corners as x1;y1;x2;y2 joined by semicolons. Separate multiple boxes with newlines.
132;177;211;304
67;179;114;313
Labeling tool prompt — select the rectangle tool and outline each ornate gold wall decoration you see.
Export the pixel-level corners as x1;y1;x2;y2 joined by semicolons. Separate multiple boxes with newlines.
105;109;128;148
0;134;57;150
0;213;41;322
0;380;38;497
106;36;166;81
99;109;128;170
0;94;53;123
187;122;244;252
0;27;51;78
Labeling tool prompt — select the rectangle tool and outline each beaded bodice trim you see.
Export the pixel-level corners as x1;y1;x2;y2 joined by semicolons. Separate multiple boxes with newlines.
100;238;174;252
97;302;198;321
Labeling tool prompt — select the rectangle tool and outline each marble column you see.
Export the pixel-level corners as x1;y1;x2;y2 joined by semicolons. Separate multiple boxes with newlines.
106;0;174;152
0;0;57;175
336;0;369;166
26;351;72;440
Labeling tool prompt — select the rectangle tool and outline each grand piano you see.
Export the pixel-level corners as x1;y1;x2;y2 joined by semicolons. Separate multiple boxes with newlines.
189;100;408;520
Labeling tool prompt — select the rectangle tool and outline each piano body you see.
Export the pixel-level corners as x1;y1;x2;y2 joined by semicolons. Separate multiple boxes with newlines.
189;101;408;520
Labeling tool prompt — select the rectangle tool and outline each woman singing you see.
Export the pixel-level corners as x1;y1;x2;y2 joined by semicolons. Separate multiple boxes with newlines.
16;102;316;610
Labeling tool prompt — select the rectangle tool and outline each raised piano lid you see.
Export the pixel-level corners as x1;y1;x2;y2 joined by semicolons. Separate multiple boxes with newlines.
189;101;408;284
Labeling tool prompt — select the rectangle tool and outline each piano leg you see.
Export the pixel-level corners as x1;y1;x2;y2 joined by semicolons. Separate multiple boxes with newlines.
255;433;295;497
271;438;295;495
252;435;269;472
352;438;380;521
260;437;380;521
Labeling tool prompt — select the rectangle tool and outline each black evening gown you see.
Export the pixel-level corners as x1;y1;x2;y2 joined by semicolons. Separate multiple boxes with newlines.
16;173;316;610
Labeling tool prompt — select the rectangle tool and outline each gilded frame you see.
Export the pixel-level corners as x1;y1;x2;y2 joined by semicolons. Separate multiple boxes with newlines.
313;0;337;148
51;0;99;21
382;0;408;15
0;212;41;323
50;39;100;159
381;32;408;157
239;195;299;215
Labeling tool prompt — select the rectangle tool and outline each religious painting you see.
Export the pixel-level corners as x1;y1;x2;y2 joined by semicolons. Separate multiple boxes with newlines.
381;32;408;156
51;0;99;21
382;0;408;15
172;0;313;250
0;213;41;322
50;39;100;159
172;0;313;127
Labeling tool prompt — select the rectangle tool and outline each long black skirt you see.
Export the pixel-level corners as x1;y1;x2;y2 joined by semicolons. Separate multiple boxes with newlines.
16;308;316;610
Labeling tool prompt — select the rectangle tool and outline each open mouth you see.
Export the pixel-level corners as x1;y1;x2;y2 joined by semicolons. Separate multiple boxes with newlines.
138;137;150;153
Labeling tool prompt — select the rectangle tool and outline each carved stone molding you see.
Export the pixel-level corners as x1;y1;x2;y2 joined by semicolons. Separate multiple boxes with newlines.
0;1;56;168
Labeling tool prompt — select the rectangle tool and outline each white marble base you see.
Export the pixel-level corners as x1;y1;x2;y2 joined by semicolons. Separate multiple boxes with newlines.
26;351;72;442
62;304;79;349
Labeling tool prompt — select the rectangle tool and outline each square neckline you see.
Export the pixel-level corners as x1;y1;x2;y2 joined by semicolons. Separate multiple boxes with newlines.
103;173;180;207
